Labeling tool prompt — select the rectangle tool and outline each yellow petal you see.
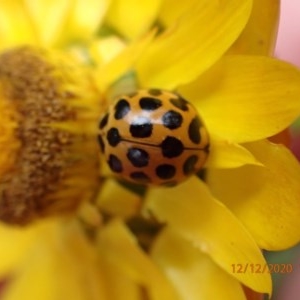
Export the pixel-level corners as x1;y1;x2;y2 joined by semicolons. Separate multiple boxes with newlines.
89;36;126;67
97;220;180;300
100;257;142;300
0;1;37;48
206;138;263;168
207;139;300;250
228;0;280;55
0;223;38;276
2;220;107;300
28;0;110;47
136;0;252;89
152;228;247;300
96;179;142;219
58;0;110;46
157;0;196;27
94;29;155;91
0;0;110;48
181;56;300;143
144;177;271;294
105;0;161;40
24;0;71;46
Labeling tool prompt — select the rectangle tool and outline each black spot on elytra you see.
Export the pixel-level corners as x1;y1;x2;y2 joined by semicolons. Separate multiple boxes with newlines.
127;148;149;167
97;135;105;152
130;172;151;183
162;110;183;130
188;116;202;144
139;97;162;111
107;127;121;146
108;154;123;173
148;89;162;96
114;99;130;120
99;113;109;129
156;164;176;179
161;136;184;158
170;97;189;111
183;155;199;175
130;117;153;138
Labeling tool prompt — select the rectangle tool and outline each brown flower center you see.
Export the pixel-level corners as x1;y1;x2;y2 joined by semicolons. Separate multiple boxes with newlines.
0;47;78;224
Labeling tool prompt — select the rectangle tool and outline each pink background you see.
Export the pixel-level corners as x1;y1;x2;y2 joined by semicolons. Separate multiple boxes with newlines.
274;0;300;299
276;0;300;67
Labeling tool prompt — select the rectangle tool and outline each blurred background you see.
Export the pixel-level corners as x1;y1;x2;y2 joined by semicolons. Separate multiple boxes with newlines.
269;0;300;299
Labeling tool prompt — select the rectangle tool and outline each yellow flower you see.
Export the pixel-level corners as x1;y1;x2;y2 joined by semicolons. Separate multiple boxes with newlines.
0;0;110;50
0;1;300;300
0;47;100;224
93;0;300;297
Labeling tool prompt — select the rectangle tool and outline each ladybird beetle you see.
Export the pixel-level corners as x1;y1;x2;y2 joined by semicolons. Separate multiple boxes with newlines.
98;89;210;186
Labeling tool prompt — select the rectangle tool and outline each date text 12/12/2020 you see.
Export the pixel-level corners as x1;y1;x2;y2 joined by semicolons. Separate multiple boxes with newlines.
231;263;294;274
